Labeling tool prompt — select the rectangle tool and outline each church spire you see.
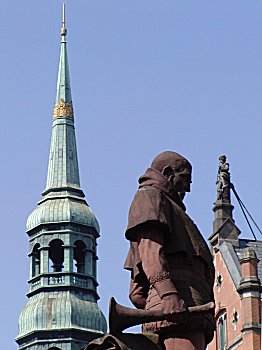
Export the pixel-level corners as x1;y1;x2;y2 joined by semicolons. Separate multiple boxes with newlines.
44;4;81;195
61;3;66;35
55;3;72;105
16;6;106;349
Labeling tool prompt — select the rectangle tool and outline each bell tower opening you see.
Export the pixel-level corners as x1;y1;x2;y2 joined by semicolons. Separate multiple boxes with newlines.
32;243;40;277
49;239;64;272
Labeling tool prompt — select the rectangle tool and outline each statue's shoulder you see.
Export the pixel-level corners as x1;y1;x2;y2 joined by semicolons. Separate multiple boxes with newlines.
130;186;166;215
132;186;180;214
126;187;172;240
134;185;168;203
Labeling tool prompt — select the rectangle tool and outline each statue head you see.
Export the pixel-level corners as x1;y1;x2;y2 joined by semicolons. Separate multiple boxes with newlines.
151;151;192;197
219;155;226;163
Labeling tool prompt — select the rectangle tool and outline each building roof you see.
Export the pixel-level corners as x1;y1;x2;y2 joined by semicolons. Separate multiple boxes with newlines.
44;25;79;194
55;26;72;104
214;238;262;289
26;197;99;232
26;17;99;233
239;239;262;281
17;291;107;339
17;9;107;349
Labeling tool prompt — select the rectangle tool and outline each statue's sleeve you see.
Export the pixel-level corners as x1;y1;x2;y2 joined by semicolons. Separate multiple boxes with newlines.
137;224;179;298
124;187;180;299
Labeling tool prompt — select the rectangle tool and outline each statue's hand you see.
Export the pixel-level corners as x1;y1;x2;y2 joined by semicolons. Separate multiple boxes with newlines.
161;293;187;323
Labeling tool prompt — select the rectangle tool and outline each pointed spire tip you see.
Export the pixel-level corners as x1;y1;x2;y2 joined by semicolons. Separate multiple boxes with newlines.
61;3;67;36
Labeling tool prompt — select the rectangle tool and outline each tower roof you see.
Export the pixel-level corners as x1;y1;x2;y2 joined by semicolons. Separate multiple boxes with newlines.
44;5;80;195
26;6;99;233
18;9;106;349
55;4;72;105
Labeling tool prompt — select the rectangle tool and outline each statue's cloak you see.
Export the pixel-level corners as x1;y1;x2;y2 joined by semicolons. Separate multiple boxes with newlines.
124;168;214;287
85;333;162;350
123;168;215;345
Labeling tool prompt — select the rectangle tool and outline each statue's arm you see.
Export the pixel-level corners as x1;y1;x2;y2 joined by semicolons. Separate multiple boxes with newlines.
221;163;229;171
137;224;186;317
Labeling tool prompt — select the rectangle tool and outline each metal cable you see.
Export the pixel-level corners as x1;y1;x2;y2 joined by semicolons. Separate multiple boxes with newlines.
231;184;258;241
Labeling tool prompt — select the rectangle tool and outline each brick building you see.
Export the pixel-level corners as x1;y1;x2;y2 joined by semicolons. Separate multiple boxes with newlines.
208;158;261;350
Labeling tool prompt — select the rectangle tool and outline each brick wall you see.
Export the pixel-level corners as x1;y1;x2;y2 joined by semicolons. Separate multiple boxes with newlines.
208;248;261;350
208;251;243;350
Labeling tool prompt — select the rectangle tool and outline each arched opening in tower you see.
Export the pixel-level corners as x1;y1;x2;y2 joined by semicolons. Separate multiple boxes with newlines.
49;239;64;272
32;243;40;277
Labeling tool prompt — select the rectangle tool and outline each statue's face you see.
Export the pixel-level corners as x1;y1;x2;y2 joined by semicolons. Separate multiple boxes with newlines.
172;168;192;194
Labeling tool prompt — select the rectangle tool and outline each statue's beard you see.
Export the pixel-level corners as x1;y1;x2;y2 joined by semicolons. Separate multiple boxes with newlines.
178;192;186;201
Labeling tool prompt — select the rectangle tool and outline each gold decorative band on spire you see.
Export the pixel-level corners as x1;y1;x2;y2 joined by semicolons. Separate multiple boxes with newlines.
53;99;74;119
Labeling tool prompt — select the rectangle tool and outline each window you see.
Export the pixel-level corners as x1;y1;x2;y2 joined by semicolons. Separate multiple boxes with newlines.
217;311;227;350
232;310;239;330
49;239;64;272
215;273;223;293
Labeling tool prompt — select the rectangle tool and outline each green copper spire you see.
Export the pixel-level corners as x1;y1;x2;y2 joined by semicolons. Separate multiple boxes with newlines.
44;5;80;195
17;6;106;350
26;5;100;232
55;4;72;104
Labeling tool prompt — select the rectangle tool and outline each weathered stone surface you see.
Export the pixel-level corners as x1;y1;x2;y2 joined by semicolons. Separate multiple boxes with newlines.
85;333;162;350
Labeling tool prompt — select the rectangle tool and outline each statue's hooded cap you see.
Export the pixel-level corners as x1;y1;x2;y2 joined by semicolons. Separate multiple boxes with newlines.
151;151;192;174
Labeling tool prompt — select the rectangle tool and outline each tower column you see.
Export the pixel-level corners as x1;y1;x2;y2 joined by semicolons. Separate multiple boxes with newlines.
40;246;49;274
28;251;34;280
85;247;93;275
212;200;234;233
64;243;74;272
237;247;261;350
209;155;240;252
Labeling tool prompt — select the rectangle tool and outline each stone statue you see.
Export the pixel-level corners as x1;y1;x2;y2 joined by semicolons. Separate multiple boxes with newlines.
85;333;162;350
216;155;230;201
124;151;215;350
85;151;215;350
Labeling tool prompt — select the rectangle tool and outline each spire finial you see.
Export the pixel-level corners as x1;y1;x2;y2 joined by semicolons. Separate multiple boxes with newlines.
61;3;67;36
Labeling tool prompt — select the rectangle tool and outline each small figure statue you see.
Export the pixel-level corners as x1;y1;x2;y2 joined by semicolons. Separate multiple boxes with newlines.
216;155;230;201
124;151;215;350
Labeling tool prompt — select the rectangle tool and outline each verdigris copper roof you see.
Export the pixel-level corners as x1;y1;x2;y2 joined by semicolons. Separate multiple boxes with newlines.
45;26;78;193
26;14;99;233
17;9;107;350
17;291;107;338
26;196;99;232
55;26;72;104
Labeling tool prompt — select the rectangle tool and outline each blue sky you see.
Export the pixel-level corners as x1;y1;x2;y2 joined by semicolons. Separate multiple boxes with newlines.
1;1;262;348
